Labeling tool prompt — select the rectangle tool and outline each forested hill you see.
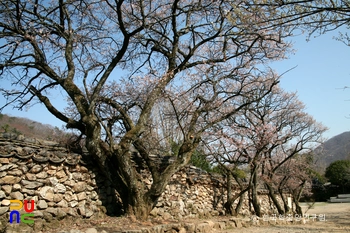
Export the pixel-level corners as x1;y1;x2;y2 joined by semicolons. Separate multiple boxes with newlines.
0;113;68;141
314;131;350;171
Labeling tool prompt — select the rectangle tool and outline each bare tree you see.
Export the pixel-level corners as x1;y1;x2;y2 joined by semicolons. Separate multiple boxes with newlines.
207;86;327;216
271;153;314;215
245;0;350;35
0;0;331;219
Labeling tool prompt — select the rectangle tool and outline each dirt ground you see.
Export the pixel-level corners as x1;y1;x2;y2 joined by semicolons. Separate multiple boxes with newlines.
3;202;350;233
220;202;350;233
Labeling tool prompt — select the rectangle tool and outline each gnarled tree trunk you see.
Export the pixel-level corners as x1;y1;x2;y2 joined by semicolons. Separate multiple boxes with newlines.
224;172;249;216
251;169;261;217
293;181;307;215
83;119;198;220
265;182;285;215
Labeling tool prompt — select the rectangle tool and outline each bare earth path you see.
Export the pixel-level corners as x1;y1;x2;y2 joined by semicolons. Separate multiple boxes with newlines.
3;202;350;232
219;202;350;233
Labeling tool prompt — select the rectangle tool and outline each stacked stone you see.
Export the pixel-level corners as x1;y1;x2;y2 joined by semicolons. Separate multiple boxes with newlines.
149;166;284;219
0;134;117;221
149;166;225;219
0;133;285;222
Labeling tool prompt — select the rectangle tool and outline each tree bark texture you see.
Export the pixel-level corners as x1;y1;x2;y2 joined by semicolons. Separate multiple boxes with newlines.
266;182;286;215
251;170;262;217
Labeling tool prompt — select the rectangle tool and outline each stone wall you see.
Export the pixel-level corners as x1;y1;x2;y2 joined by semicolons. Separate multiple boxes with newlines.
151;167;280;219
0;133;280;222
0;133;118;222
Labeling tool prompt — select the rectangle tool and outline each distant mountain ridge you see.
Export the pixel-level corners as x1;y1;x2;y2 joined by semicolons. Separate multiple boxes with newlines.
314;131;350;172
0;113;69;141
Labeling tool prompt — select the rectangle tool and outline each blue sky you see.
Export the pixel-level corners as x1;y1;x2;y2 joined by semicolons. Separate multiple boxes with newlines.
1;29;349;140
273;30;350;140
